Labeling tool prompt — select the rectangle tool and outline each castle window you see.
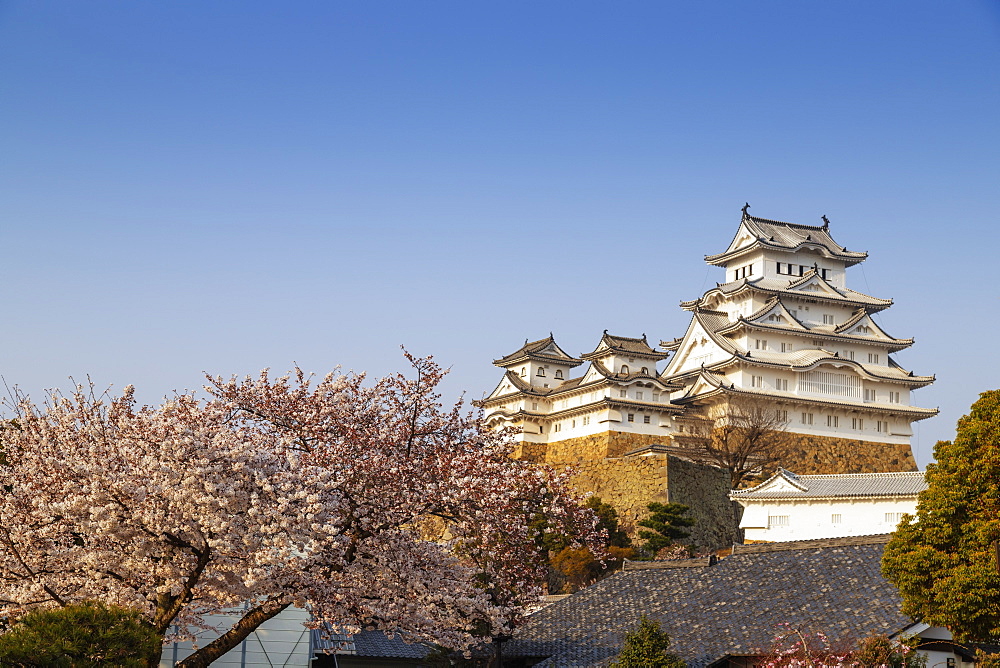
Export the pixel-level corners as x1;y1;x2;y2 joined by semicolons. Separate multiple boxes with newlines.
768;515;789;527
539;424;544;433
627;413;635;422
831;514;842;524
640;367;648;375
823;314;835;325
775;378;788;391
775;409;788;422
620;389;627;398
846;350;855;360
801;412;814;425
827;415;839;428
582;416;590;426
636;391;644;401
643;415;651;424
857;325;870;335
885;512;903;525
868;353;881;364
755;339;768;350
653;392;660;402
876;420;889;433
537;368;546;377
554;423;561;432
554;369;563;379
532;402;538;410
820;268;829;279
864;388;875;402
751;376;764;388
852;417;864;430
620;365;630;374
572;420;576;428
520;367;526;377
889;391;901;403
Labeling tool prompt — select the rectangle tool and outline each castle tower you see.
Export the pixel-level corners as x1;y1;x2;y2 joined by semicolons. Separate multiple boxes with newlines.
659;207;937;473
476;333;684;464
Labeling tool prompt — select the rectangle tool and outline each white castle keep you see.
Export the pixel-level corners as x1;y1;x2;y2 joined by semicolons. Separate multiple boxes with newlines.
477;207;937;473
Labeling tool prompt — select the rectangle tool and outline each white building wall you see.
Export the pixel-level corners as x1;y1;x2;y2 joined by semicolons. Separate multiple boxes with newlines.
739;497;918;542
160;606;312;668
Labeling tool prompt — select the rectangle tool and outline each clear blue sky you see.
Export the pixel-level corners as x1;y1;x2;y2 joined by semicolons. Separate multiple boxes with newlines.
2;1;998;467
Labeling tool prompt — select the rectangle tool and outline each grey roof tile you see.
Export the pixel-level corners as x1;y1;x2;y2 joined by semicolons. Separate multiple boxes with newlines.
731;470;927;499
505;538;910;668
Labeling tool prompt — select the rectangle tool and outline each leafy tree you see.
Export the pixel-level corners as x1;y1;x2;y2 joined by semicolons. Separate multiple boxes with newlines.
638;502;695;554
546;497;634;592
585;496;631;548
0;600;159;667
882;390;1000;641
0;355;601;667
609;615;685;668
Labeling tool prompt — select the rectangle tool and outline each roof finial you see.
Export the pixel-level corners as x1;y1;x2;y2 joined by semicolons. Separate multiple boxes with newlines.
603;328;608;335
742;202;751;218
549;331;553;338
821;215;830;228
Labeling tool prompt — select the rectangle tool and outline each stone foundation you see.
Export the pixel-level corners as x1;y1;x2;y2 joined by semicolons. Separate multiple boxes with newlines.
568;453;739;550
541;432;669;464
780;433;917;474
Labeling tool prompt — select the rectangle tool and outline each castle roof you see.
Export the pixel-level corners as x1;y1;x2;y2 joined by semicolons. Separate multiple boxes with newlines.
706;209;869;267
731;469;928;500
665;307;932;387
493;335;583;368
675;367;938;418
682;273;893;311
580;331;668;361
713;298;914;352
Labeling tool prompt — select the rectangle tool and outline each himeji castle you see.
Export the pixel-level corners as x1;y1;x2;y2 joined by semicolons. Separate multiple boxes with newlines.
477;206;937;474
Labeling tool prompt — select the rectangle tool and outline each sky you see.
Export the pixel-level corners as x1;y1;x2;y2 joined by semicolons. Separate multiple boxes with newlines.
1;1;998;468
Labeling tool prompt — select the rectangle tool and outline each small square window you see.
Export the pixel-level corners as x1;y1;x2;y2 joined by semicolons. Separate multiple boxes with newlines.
643;415;651;424
831;514;842;524
627;413;635;422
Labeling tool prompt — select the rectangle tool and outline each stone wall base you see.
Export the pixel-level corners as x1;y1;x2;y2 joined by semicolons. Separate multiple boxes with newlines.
780;433;917;474
568;453;739;550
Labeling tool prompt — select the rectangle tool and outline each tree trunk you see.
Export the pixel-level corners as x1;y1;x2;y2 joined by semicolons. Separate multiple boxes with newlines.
173;600;290;668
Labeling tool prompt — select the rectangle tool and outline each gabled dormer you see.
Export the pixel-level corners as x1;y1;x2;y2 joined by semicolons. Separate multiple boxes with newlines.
835;310;913;349
493;335;583;388
579;331;666;376
745;297;809;331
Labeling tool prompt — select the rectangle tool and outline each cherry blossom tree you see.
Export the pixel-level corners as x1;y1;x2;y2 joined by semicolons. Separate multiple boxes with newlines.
0;354;600;667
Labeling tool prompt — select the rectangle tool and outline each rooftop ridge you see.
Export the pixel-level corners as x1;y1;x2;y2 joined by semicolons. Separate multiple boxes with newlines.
789;470;926;480
731;534;891;554
622;556;715;570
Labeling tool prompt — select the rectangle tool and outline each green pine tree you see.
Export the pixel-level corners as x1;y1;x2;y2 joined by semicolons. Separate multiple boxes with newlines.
638;502;695;554
0;600;159;667
610;615;685;668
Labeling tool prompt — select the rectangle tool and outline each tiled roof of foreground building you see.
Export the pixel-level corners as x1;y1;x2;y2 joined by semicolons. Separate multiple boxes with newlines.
505;535;910;668
730;469;928;500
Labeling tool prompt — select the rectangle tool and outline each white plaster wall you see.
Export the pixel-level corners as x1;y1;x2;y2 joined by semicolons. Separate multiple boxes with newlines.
160;606;312;667
739;497;918;542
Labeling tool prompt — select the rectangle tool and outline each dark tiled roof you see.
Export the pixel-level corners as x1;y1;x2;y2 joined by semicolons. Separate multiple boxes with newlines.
506;538;909;668
581;331;669;361
312;628;435;658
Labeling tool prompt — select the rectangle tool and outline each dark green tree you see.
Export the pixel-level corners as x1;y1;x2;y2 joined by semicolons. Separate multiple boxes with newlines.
0;600;160;667
882;390;1000;641
609;615;685;668
638;502;694;554
585;496;631;548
